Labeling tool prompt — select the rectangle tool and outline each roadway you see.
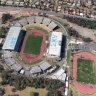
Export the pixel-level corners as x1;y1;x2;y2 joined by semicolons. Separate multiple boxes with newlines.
0;6;96;21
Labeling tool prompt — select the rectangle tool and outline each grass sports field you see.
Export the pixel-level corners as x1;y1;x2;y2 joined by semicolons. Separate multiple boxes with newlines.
77;59;96;84
24;35;43;55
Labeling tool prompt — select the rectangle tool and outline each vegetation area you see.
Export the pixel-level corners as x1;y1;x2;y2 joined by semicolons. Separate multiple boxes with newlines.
31;92;39;96
68;27;93;42
0;26;9;38
17;16;29;20
0;88;5;96
47;91;63;96
24;35;43;55
64;16;96;29
77;59;96;84
0;70;64;91
2;13;14;24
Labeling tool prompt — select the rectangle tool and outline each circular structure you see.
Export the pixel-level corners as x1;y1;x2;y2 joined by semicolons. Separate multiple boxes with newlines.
2;16;67;76
73;52;96;94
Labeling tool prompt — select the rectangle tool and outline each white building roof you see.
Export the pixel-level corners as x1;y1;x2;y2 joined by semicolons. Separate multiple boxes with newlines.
47;32;62;57
4;51;13;58
30;66;41;74
2;26;21;50
66;81;69;88
27;16;35;24
65;88;68;96
6;1;13;5
42;17;51;26
5;58;14;66
48;21;57;30
50;68;66;81
11;64;22;72
40;62;51;71
18;18;27;26
35;16;43;24
20;70;25;74
0;38;3;44
14;22;21;27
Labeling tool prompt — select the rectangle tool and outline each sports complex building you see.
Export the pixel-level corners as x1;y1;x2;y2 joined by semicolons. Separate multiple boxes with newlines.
2;16;67;78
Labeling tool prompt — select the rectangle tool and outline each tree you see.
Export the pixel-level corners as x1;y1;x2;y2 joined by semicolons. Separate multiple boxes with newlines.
64;16;96;29
0;88;5;96
1;70;64;91
0;26;9;38
82;37;92;42
0;65;4;73
2;13;13;24
70;90;73;96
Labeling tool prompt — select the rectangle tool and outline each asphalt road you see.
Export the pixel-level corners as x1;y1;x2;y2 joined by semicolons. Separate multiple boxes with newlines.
0;6;96;21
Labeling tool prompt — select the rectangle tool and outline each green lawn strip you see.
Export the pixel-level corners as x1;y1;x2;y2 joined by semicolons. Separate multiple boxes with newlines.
16;52;44;65
73;50;96;56
32;92;39;96
77;59;96;84
24;35;43;55
26;26;49;35
67;50;71;61
47;92;57;96
17;16;28;20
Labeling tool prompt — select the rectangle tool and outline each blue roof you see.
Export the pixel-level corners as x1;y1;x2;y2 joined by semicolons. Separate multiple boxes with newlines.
2;26;21;50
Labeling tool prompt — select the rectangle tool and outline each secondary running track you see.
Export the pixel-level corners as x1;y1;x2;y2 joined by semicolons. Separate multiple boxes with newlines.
73;52;96;94
20;30;46;63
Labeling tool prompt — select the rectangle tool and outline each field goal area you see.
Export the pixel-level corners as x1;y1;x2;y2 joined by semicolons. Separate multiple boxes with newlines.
77;58;96;84
24;35;43;55
20;30;46;63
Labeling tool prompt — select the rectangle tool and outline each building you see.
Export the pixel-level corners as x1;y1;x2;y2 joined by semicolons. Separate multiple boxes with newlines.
47;32;62;58
50;68;67;81
40;62;51;71
30;66;41;74
2;26;25;51
2;26;22;50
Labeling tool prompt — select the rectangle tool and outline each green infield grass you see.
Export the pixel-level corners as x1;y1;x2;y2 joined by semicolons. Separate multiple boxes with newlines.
24;35;43;55
77;59;96;84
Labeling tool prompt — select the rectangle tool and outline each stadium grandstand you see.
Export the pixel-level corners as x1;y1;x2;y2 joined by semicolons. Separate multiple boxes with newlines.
2;26;25;51
47;32;62;58
2;16;67;76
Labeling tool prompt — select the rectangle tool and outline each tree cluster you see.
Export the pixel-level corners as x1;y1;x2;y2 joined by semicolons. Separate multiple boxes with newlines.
0;26;9;38
64;16;96;29
1;71;64;91
47;91;63;96
0;64;4;73
68;28;80;37
0;88;5;96
68;27;93;42
2;13;13;24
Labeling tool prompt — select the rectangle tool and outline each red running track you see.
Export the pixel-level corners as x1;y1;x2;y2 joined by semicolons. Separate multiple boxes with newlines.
73;52;96;94
20;30;46;63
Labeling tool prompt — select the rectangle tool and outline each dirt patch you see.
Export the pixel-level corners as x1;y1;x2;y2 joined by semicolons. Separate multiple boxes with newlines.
68;22;96;42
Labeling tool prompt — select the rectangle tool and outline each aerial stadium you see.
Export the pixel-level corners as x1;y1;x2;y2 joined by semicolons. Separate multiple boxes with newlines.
2;16;67;76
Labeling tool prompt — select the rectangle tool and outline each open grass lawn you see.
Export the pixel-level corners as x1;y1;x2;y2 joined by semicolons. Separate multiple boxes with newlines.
24;35;43;55
3;86;48;96
77;59;96;84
